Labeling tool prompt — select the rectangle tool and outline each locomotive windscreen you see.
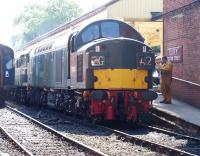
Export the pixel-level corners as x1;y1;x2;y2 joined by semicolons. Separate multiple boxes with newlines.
75;19;144;50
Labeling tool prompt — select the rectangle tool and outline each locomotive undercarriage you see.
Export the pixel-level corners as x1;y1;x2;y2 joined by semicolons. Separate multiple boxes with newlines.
10;87;156;123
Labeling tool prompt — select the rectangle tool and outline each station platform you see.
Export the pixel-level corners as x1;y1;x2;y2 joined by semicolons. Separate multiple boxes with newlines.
152;93;200;129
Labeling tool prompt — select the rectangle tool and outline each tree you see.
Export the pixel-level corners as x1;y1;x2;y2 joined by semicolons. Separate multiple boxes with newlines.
13;0;82;48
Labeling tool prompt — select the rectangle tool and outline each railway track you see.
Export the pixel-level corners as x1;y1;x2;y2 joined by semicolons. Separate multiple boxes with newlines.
5;101;200;156
4;102;162;156
0;106;107;156
147;112;186;133
0;126;32;156
99;125;199;156
140;123;200;142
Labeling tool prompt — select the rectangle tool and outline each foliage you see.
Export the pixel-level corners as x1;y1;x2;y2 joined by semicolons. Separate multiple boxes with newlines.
13;0;82;48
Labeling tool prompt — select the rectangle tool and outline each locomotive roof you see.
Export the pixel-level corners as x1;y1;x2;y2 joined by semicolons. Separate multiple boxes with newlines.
15;48;30;59
0;44;14;56
17;18;145;56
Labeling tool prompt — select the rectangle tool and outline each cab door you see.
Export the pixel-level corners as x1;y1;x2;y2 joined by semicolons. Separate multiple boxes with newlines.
68;32;78;88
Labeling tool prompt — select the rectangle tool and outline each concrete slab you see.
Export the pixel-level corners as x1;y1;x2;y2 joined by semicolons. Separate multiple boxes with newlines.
153;93;200;127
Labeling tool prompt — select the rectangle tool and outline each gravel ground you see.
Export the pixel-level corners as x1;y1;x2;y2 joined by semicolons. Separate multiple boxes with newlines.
125;128;188;148
0;131;26;156
123;127;200;155
51;123;159;156
0;108;92;156
6;103;163;156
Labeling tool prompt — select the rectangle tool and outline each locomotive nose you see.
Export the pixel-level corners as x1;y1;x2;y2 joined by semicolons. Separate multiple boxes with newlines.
87;39;153;90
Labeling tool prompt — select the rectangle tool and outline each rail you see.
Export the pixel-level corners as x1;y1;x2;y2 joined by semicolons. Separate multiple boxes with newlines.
6;106;108;156
139;123;200;142
0;126;33;156
98;125;197;156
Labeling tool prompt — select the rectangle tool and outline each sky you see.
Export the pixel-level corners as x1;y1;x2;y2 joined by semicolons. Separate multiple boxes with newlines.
0;0;110;46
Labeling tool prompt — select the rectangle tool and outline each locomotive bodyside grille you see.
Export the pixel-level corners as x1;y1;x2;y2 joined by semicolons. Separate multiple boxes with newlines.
77;54;83;82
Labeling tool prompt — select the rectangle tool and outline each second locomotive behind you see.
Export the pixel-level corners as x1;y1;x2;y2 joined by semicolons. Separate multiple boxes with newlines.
0;44;14;105
13;19;157;123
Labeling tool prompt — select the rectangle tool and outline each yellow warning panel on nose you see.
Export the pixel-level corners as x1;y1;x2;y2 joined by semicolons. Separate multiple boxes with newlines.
94;69;148;89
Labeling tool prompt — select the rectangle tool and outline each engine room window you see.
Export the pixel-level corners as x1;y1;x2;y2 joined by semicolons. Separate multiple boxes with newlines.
82;24;99;43
101;22;119;38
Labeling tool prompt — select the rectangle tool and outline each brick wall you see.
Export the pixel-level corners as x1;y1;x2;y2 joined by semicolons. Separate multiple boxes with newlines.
172;79;200;108
164;0;194;13
164;0;200;107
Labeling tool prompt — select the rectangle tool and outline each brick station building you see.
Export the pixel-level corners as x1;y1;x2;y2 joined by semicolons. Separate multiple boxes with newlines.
164;0;200;108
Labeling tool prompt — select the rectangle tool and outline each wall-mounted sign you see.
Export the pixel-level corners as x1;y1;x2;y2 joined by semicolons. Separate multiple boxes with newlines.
167;46;183;63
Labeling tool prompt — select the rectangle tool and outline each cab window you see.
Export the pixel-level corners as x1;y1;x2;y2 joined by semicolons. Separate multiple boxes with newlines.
101;22;119;38
82;24;99;43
